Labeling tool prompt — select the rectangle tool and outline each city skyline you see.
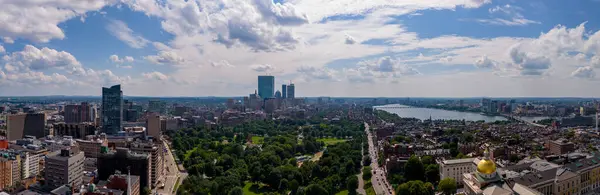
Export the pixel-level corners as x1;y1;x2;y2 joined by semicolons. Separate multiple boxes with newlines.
2;1;600;97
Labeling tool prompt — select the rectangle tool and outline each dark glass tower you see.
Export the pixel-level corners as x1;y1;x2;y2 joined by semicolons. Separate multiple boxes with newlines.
258;76;275;99
286;83;295;99
102;84;123;134
282;84;287;99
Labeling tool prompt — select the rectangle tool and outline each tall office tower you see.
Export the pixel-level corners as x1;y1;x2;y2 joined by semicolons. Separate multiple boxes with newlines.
102;85;123;135
146;113;161;138
258;75;275;99
45;149;85;189
64;102;92;124
282;84;287;99
286;83;295;99
7;113;46;141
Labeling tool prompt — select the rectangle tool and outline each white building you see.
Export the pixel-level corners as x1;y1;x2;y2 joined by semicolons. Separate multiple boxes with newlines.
439;157;478;186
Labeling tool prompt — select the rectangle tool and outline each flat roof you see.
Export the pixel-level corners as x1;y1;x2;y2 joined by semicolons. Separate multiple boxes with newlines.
443;157;476;165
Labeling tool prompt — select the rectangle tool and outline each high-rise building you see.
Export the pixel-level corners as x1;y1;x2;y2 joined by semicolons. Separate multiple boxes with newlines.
0;158;13;190
286;83;295;99
129;141;164;188
282;84;287;99
7;113;46;141
64;102;92;124
45;149;85;189
102;85;123;135
146;113;161;138
98;148;151;190
53;123;97;139
258;76;275;99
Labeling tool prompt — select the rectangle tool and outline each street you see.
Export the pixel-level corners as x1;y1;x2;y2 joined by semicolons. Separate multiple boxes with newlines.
156;138;188;195
365;122;395;195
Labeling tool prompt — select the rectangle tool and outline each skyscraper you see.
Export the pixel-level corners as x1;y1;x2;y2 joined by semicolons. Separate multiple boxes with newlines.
282;84;287;99
258;76;275;99
287;83;295;99
102;85;123;135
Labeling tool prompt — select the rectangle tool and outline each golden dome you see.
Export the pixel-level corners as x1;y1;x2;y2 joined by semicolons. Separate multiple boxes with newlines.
477;159;497;174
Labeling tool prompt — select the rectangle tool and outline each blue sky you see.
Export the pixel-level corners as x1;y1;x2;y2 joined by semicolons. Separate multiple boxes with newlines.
1;0;600;97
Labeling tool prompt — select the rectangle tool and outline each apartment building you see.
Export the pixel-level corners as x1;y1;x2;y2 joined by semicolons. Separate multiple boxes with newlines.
45;149;85;189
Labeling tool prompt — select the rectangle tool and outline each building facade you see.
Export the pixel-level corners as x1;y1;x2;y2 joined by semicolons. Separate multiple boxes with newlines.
45;149;85;189
7;113;46;141
129;141;163;188
286;83;295;99
102;85;123;135
282;84;287;99
0;158;12;190
63;102;92;124
146;113;161;138
439;158;477;186
53;123;97;139
258;76;275;99
98;147;151;190
548;138;575;155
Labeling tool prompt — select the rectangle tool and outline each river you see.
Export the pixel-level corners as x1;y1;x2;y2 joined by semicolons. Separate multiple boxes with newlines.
374;104;560;123
374;104;508;122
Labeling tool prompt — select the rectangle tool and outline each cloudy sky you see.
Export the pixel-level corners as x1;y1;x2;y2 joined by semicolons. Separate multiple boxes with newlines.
1;0;600;97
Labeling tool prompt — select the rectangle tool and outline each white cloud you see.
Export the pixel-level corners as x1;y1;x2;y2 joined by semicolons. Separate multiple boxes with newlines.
471;4;540;26
250;64;275;72
345;34;356;44
106;19;149;48
592;56;600;68
297;65;338;81
290;0;491;22
2;37;14;44
109;54;135;63
0;45;5;53
474;55;496;68
144;51;185;65
0;0;114;43
571;66;595;79
142;71;169;81
1;45;83;73
210;60;234;68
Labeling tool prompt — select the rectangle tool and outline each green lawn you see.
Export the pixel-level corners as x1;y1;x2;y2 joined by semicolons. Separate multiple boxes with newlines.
251;136;265;144
243;181;277;195
335;190;349;195
317;138;348;146
365;181;376;195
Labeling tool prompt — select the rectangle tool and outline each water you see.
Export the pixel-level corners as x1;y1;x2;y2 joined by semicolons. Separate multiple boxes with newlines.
375;104;507;122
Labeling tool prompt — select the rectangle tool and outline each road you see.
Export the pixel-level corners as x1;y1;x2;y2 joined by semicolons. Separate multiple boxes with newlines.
365;122;395;195
156;138;188;195
357;142;366;195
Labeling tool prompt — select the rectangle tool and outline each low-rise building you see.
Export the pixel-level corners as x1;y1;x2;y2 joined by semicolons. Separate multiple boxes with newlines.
439;158;477;186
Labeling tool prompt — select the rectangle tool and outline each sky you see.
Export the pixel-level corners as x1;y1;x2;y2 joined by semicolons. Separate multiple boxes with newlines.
1;0;600;97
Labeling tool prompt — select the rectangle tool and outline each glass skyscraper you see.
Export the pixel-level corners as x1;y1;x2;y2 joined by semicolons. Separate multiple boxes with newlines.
287;83;295;99
258;76;275;99
102;84;123;134
282;84;287;99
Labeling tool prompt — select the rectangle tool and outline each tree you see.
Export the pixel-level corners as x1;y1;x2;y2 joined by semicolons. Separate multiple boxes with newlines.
279;178;289;192
396;180;434;195
141;187;151;195
421;156;433;165
425;164;439;185
304;184;328;195
347;175;359;195
362;166;373;181
363;156;372;166
404;155;425;181
290;179;300;195
438;178;457;195
456;153;466;159
228;187;244;195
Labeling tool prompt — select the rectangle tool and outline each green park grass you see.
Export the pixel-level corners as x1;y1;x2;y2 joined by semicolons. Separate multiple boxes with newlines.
365;181;376;195
243;181;277;195
251;136;265;144
335;190;349;195
317;138;348;146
